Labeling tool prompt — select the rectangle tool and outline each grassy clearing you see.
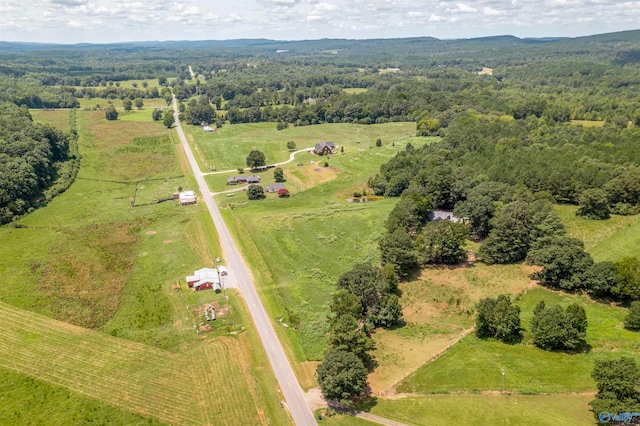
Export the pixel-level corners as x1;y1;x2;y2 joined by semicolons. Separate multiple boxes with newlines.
369;263;535;392
397;286;640;394
187;121;419;172
29;109;70;130
555;204;640;261
570;120;605;127
344;88;368;94
76;98;170;110
364;394;594;426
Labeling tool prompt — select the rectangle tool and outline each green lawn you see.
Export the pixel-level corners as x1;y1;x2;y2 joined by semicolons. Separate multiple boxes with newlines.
397;287;640;394
188;121;420;172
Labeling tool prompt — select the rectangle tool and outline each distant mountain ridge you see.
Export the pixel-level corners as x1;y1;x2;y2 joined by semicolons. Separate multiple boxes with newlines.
1;29;638;53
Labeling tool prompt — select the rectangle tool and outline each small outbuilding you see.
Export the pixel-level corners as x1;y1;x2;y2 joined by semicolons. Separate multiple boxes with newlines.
179;191;197;205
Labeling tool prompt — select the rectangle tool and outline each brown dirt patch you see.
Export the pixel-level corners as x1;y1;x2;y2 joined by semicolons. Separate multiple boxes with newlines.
146;230;157;235
369;329;463;392
163;240;173;244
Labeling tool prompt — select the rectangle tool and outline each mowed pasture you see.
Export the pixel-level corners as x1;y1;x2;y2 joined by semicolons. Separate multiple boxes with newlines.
397;287;640;395
0;109;289;424
0;301;267;425
187;121;419;172
76;97;170;110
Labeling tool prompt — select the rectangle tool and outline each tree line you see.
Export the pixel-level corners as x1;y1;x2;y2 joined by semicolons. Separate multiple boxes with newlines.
0;102;76;224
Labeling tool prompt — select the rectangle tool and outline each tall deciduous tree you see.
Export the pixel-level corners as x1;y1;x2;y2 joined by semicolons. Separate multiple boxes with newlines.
576;188;611;220
328;314;374;363
246;184;265;200
530;301;587;350
379;228;418;278
105;105;118;120
162;110;174;128
624;301;640;330
317;349;368;402
273;167;285;182
246;150;266;169
475;295;521;343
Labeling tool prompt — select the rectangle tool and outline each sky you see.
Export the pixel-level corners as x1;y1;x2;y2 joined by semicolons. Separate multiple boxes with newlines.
1;0;639;44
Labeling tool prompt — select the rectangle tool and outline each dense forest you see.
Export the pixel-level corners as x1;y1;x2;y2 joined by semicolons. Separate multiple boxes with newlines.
0;103;77;223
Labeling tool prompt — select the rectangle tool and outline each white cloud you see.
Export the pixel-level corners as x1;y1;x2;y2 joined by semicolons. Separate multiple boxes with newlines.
483;7;504;16
0;0;639;43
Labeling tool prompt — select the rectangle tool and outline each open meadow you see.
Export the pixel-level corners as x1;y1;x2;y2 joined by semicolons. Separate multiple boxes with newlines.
0;109;289;425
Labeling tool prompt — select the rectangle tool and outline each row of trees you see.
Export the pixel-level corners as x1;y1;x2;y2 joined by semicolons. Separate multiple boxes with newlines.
317;263;401;402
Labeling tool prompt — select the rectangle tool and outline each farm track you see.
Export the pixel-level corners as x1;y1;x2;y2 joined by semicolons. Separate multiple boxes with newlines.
0;301;264;425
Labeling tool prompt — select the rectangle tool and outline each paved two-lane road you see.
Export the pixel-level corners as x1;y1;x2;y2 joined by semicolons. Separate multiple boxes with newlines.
172;98;316;426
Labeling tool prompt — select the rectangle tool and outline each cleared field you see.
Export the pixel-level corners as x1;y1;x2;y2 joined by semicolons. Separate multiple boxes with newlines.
555;204;640;261
0;109;289;424
77;97;170;110
187;121;419;172
365;394;594;426
0;301;266;425
570;120;605;127
397;287;640;394
344;88;368;94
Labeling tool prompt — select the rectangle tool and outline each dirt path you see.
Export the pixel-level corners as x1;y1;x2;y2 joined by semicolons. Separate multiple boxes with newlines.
202;147;314;175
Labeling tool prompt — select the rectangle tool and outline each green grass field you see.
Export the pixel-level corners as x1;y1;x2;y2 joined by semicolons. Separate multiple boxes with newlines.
397;287;640;394
188;121;420;172
0;367;164;425
0;109;289;425
363;394;595;425
555;204;640;261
